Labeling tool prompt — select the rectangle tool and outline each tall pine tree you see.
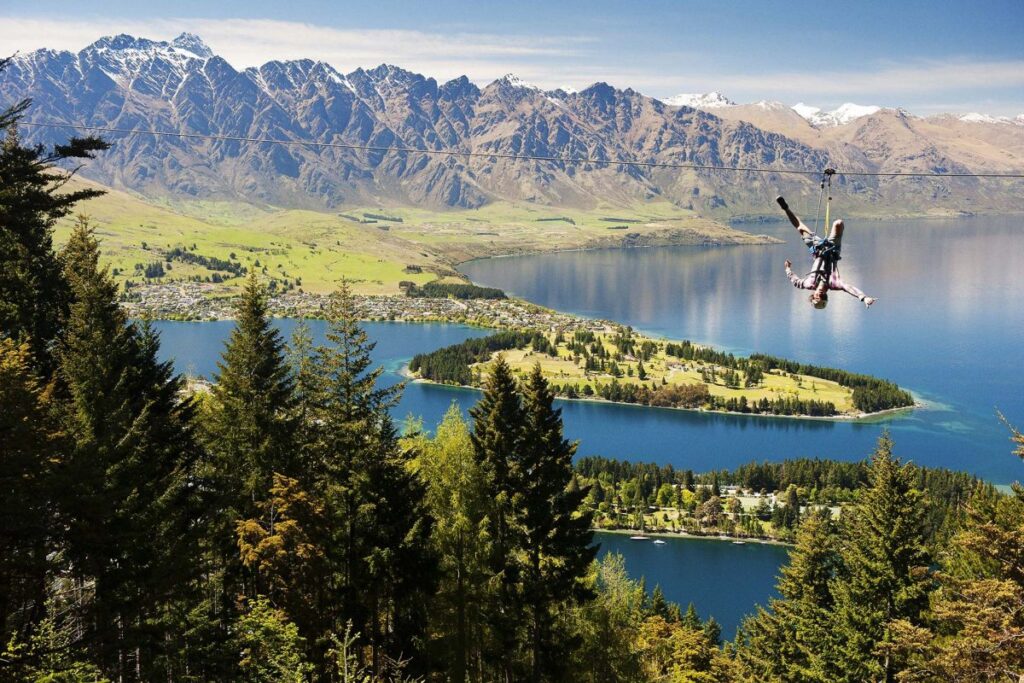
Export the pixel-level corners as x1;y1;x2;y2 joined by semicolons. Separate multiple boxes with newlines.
519;364;596;682
470;355;526;681
830;433;931;683
203;271;298;638
736;508;841;683
0;65;109;374
312;282;435;676
56;217;203;680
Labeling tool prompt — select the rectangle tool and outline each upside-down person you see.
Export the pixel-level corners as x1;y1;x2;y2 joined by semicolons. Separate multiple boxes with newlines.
776;196;876;310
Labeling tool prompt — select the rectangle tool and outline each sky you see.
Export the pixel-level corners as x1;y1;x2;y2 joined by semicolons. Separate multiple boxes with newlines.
2;0;1022;115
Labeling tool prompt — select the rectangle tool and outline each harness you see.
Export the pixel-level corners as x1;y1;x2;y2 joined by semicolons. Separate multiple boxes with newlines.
805;168;840;289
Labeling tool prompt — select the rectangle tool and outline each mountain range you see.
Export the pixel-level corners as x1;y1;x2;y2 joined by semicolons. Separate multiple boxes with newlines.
3;33;1022;217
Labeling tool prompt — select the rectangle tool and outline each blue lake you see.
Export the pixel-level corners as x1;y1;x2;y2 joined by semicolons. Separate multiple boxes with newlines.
150;214;1023;636
595;533;789;638
462;216;1024;484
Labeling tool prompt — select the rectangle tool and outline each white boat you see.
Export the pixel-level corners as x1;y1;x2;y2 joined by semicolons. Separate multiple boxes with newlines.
652;539;667;545
629;535;649;541
732;540;747;545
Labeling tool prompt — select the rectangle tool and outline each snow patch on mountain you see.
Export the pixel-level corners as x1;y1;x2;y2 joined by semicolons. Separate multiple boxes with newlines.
793;102;881;127
959;112;1024;125
662;91;735;108
497;73;540;90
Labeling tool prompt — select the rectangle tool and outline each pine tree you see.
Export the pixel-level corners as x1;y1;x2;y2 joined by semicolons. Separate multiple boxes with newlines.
736;509;840;683
469;354;527;680
0;71;109;374
313;282;435;676
207;272;297;504
56;218;203;680
518;364;596;682
830;433;931;683
200;273;299;675
924;421;1024;680
0;339;60;654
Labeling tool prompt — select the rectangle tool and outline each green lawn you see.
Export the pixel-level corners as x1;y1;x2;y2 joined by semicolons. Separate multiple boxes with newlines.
57;178;771;296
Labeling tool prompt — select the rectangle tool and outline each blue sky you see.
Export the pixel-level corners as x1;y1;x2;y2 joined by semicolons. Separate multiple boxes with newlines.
2;0;1022;114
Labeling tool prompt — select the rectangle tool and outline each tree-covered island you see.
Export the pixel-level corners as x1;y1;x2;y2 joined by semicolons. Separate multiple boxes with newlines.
409;326;915;418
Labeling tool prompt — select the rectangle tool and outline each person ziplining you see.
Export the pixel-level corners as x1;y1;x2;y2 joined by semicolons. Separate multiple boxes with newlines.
776;194;876;310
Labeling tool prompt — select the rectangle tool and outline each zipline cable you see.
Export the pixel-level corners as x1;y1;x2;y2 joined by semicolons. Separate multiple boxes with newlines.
17;120;1024;179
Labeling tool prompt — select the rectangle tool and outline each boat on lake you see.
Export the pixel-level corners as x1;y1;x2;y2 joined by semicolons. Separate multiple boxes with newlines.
629;535;649;541
732;540;747;545
653;539;667;545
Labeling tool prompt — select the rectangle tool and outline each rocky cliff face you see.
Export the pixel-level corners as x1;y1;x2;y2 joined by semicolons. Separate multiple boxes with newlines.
2;34;1018;215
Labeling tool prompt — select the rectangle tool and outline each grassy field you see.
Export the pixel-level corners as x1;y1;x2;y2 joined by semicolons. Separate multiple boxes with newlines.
56;178;774;295
483;330;855;413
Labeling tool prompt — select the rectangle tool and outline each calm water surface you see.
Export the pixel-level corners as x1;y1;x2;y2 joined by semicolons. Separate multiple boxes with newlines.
461;216;1024;483
151;214;1022;632
595;533;789;638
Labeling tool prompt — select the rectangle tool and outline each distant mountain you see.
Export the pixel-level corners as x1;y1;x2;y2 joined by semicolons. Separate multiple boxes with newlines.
662;91;736;108
2;34;1021;217
791;102;882;128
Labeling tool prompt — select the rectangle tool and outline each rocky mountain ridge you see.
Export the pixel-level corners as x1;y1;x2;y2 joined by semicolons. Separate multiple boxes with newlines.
2;33;1021;217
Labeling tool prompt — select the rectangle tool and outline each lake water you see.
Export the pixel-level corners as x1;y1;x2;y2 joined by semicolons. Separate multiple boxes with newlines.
595;532;789;638
462;216;1024;484
150;214;1022;637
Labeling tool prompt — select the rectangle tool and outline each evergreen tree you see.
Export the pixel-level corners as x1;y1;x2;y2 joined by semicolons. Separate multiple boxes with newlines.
469;354;526;680
204;272;298;630
736;509;840;682
0;339;60;654
923;421;1024;681
830;434;931;683
519;364;596;682
313;282;435;676
56;218;203;680
208;271;296;500
0;72;109;374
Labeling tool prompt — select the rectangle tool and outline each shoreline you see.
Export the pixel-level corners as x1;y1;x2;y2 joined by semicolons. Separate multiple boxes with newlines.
592;527;794;548
403;367;919;424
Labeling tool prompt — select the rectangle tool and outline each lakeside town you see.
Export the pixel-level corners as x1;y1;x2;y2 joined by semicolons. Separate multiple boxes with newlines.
121;280;608;332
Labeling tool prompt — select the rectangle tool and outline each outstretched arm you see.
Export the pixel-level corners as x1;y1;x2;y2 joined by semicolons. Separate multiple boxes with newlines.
784;260;813;290
835;277;876;307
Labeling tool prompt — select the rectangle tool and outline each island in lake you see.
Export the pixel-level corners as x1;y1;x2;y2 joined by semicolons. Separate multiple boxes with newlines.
409;324;915;419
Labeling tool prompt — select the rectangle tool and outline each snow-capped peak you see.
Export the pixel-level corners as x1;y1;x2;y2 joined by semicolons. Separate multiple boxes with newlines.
170;32;213;60
958;112;1024;125
793;102;881;127
663;91;735;108
497;73;539;90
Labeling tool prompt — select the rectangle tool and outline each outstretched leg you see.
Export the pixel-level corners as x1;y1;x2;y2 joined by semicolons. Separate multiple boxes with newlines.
828;219;845;252
777;196;813;240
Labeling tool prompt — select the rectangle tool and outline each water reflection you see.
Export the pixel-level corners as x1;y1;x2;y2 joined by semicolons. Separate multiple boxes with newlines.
461;216;1024;482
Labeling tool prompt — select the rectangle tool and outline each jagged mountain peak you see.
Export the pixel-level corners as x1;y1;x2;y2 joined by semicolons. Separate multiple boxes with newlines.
493;73;539;90
83;32;212;61
170;32;213;59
